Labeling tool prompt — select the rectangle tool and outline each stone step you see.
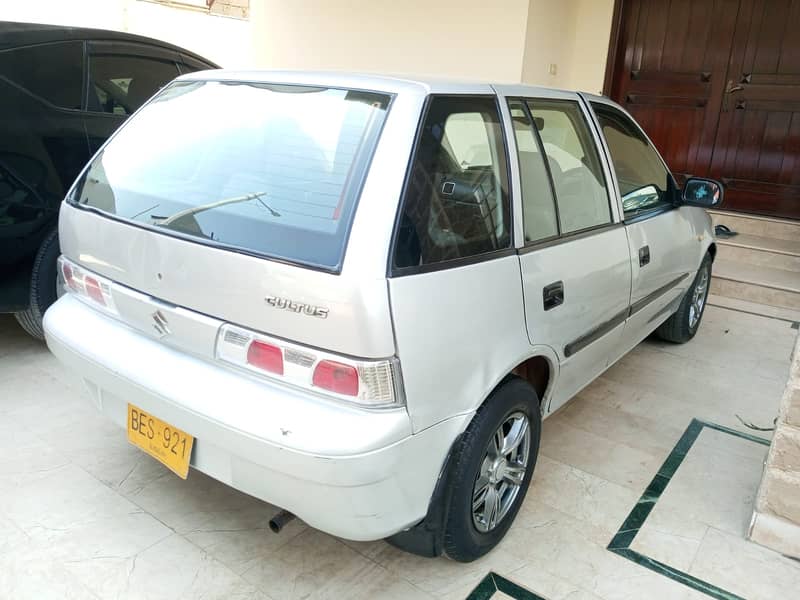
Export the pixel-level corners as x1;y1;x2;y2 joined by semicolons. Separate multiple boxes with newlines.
707;294;800;324
716;233;800;273
711;259;800;310
708;210;800;242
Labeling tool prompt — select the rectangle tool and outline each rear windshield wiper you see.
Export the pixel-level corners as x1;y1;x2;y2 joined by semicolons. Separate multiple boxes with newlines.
154;191;280;226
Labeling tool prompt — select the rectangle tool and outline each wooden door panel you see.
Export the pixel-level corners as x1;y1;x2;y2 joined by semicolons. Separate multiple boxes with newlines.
709;0;800;218
627;104;706;178
608;0;740;183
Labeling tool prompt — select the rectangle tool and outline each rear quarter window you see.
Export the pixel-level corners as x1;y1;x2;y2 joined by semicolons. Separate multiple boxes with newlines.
391;95;511;272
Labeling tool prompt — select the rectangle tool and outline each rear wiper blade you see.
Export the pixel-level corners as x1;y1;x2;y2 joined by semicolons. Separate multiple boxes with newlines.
154;191;279;226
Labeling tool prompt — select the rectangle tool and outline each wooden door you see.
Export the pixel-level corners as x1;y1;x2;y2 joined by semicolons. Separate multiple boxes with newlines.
606;0;800;220
709;0;800;218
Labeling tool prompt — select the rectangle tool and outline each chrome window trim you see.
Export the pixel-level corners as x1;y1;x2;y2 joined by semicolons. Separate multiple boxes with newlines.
516;222;625;255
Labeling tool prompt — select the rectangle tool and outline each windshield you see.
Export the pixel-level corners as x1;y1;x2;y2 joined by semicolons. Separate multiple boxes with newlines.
68;80;392;271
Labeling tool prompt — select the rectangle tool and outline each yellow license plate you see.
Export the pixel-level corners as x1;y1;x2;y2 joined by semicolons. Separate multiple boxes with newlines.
127;404;194;479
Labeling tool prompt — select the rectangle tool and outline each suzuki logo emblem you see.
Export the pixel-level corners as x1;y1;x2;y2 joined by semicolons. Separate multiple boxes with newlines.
151;310;171;338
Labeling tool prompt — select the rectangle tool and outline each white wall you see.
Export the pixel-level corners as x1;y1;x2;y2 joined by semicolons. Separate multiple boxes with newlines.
0;0;255;68
568;0;615;94
250;0;531;82
2;0;615;91
521;0;615;93
521;0;578;88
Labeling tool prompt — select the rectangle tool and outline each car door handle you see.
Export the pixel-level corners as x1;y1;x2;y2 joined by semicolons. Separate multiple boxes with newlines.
543;281;564;311
639;245;650;267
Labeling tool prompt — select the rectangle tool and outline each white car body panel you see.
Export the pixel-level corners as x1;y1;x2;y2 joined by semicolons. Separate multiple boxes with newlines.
517;228;632;413
388;255;533;432
45;71;717;543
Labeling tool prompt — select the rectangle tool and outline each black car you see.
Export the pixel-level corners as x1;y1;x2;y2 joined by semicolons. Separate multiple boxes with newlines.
0;22;218;338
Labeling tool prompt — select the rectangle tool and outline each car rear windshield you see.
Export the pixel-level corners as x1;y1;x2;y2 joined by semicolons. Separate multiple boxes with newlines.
68;80;392;271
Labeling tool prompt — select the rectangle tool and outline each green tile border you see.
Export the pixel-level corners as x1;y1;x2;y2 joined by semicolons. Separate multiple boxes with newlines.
465;572;549;600
608;418;770;600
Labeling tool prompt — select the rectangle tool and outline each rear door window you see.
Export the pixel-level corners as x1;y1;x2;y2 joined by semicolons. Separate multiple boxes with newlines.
392;96;511;271
526;99;610;234
69;81;391;272
508;100;559;243
0;41;83;109
88;52;179;115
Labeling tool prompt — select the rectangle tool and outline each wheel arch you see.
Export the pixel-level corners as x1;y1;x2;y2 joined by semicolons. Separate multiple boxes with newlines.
387;346;557;557
491;346;559;416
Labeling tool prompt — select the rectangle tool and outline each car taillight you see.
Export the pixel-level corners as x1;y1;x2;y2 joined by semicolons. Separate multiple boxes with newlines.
84;277;106;306
247;340;284;375
58;257;118;314
313;360;359;396
62;263;77;292
216;323;404;408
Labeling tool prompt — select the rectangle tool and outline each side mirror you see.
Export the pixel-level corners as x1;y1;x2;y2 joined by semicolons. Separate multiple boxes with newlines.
682;177;723;208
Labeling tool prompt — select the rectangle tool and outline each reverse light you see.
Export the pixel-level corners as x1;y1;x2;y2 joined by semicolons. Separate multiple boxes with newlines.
58;257;118;314
216;323;404;408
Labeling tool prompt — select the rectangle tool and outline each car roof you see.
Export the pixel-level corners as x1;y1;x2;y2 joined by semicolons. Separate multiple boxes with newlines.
0;21;218;67
176;69;587;98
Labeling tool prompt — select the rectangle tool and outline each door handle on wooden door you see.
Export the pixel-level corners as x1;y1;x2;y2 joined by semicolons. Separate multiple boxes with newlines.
723;79;745;111
543;281;564;311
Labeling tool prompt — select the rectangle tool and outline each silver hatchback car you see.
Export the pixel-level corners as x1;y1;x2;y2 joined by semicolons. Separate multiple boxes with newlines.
44;71;722;562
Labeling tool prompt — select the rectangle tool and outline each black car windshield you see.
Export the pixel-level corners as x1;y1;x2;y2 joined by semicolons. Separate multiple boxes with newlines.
69;80;391;271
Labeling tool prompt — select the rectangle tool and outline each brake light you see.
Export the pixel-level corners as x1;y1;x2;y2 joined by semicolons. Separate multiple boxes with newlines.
58;257;118;315
84;277;106;306
62;263;77;292
313;360;359;396
247;340;284;375
216;323;404;408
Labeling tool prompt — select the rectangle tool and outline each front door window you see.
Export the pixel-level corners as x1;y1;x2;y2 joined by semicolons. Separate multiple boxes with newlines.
592;103;675;218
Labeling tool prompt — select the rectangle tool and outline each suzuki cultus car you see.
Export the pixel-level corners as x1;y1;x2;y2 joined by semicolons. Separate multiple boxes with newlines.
44;71;721;561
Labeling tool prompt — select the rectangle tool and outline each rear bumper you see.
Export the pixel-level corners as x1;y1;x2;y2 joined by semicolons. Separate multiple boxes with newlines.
44;295;470;540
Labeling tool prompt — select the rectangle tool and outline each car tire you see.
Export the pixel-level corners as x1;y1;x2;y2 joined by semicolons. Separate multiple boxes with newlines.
14;228;60;340
656;253;712;344
442;377;541;562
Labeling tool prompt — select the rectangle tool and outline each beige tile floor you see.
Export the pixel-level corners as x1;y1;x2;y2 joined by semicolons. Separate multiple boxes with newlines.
0;305;798;600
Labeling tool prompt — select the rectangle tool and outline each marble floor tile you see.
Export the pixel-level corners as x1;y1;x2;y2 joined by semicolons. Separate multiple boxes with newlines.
0;544;102;600
43;512;172;563
689;527;800;600
540;417;664;491
124;469;270;535
0;512;29;556
183;505;307;574
629;526;702;573
555;386;687;459
645;429;766;540
0;316;45;361
63;533;272;600
0;463;141;535
242;529;434;599
349;537;526;598
494;554;601;600
525;455;641;536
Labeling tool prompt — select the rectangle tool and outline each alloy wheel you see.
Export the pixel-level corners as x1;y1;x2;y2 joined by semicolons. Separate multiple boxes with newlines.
471;412;531;533
689;266;709;329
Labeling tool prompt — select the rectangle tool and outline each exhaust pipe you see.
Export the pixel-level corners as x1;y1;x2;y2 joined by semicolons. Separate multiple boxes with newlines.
269;509;295;533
